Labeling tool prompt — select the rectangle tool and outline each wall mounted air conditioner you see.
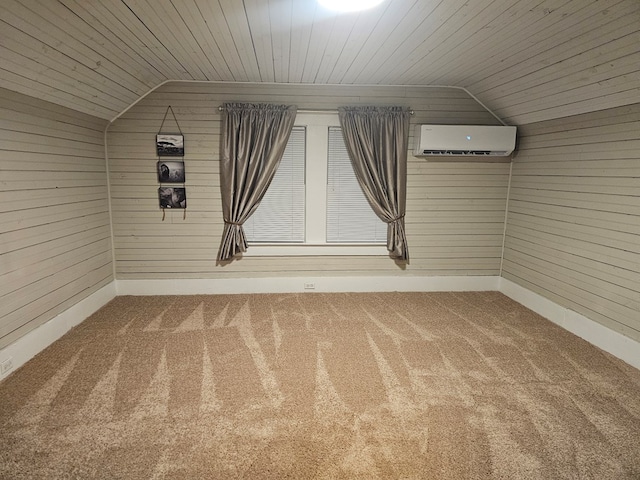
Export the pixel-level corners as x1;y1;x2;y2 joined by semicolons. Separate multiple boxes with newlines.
413;124;517;157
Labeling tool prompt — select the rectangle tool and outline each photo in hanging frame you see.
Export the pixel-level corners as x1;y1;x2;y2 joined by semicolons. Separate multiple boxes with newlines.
156;134;184;156
157;160;185;183
158;187;187;209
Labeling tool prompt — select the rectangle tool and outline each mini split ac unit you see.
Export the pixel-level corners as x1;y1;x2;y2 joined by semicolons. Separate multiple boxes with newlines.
413;124;517;157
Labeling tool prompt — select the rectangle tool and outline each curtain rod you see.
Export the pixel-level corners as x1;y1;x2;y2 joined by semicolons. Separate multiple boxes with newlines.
217;106;414;115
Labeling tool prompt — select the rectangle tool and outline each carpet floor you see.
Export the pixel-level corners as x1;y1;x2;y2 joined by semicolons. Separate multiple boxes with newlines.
0;291;639;479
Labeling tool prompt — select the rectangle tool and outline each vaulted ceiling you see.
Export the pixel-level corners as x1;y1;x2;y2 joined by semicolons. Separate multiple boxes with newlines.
1;0;638;125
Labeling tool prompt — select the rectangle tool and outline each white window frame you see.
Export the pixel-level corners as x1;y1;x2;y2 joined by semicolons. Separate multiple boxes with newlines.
245;112;387;257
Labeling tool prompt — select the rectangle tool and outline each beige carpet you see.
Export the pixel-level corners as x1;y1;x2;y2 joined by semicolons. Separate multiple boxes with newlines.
1;292;639;479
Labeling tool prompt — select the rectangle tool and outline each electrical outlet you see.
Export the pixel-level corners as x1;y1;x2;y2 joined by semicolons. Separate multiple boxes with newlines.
304;282;316;290
1;357;13;375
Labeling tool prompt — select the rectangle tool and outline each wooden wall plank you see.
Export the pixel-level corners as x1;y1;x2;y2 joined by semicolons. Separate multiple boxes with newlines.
108;82;507;280
502;102;640;343
1;263;113;348
0;88;113;350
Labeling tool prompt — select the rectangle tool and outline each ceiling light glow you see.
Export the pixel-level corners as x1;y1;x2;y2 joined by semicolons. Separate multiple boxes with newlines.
318;0;385;13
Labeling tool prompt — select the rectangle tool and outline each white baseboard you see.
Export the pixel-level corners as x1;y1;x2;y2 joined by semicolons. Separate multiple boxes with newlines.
116;275;501;295
499;278;640;370
3;276;636;383
0;282;117;381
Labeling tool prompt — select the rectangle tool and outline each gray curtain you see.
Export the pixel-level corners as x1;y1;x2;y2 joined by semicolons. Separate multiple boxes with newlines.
217;103;297;262
338;106;411;262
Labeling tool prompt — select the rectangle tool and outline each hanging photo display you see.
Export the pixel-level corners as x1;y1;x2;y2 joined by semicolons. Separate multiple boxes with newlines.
157;107;187;216
157;160;185;183
158;187;187;209
156;134;184;156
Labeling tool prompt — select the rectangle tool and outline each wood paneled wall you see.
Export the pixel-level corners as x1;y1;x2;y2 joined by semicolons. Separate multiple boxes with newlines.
108;82;508;279
0;88;113;349
503;103;640;342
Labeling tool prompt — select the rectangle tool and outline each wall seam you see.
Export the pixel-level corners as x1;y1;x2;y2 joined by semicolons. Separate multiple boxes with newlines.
499;160;513;277
104;125;117;283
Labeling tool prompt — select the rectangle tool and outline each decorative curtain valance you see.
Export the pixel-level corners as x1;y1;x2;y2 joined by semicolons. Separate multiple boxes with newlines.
217;103;297;262
338;106;411;262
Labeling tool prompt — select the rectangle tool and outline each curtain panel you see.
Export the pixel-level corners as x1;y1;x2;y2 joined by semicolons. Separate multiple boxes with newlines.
217;103;297;262
338;106;411;262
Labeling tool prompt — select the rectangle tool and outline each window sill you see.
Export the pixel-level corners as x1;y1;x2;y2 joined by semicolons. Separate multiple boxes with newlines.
244;244;388;256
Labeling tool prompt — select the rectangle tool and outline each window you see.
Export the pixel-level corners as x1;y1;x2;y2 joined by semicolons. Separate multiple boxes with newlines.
245;113;386;256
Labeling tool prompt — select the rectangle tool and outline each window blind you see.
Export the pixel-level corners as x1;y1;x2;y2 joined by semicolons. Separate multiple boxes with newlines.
326;127;386;243
244;127;306;243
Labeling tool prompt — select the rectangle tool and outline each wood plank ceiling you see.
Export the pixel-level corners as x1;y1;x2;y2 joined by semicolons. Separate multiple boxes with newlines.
1;0;638;125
